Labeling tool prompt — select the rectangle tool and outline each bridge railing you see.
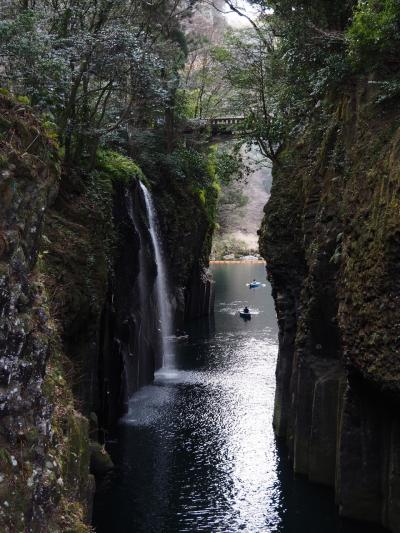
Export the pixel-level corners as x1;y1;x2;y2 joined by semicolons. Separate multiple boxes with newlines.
209;116;245;126
182;116;245;136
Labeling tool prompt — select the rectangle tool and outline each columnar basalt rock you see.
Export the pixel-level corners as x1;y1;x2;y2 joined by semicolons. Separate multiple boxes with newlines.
185;265;215;320
99;181;161;428
152;176;217;326
260;82;400;532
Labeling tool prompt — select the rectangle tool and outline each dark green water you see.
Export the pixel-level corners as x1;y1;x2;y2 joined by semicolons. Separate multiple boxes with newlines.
94;263;385;533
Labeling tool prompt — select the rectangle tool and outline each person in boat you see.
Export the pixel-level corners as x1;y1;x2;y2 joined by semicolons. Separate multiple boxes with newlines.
243;306;250;314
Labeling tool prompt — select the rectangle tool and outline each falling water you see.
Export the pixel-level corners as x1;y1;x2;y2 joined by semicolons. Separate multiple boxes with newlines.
140;182;174;368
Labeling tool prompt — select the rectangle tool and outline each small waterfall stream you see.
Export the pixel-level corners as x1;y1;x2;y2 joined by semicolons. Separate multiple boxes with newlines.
140;182;175;369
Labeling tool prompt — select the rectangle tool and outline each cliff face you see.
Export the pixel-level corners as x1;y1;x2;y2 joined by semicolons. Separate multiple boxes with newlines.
260;82;400;532
99;181;162;427
0;96;216;531
154;172;216;324
0;96;93;531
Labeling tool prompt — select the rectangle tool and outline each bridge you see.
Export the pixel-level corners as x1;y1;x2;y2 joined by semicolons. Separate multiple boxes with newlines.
182;116;245;137
209;116;244;135
209;116;244;126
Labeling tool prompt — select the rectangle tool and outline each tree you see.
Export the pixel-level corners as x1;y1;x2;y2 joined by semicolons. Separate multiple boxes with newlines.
205;0;355;159
180;2;231;119
0;0;191;166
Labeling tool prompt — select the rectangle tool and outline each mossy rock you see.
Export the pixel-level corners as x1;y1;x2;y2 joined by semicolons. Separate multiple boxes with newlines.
96;149;148;189
89;441;114;479
62;413;91;501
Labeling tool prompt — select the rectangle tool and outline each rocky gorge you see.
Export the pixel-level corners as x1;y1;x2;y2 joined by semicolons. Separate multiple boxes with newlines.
3;0;400;530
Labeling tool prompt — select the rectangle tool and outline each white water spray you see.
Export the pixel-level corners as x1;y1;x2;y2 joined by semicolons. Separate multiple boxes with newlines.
140;182;175;369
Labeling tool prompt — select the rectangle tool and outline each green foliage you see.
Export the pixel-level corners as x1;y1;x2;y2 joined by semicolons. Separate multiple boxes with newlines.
197;188;206;205
211;236;256;260
220;187;248;209
170;146;209;184
16;95;31;105
207;145;218;181
181;33;234;119
0;10;70;111
212;145;246;184
42;116;59;145
175;88;201;119
211;46;232;63
95;150;147;188
90;151;149;263
347;0;400;64
214;27;297;158
166;144;242;192
207;2;356;156
163;146;222;222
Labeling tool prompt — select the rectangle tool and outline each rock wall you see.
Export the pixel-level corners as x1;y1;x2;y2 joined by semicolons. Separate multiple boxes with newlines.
260;82;400;532
0;96;93;531
0;96;216;530
98;181;161;429
184;265;215;321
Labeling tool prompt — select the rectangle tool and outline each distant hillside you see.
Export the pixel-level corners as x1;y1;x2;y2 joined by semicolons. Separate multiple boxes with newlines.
211;145;271;260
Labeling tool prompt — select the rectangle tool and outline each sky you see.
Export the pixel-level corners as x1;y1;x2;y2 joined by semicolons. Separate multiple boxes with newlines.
223;0;261;28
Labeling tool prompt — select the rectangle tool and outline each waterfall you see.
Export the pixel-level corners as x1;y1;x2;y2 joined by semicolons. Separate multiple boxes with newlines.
140;182;175;369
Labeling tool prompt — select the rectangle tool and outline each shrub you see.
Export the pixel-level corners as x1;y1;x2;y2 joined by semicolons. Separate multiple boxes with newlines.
214;148;245;184
42;117;59;146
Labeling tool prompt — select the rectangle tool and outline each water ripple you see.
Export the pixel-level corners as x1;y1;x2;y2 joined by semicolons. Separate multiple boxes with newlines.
94;264;381;533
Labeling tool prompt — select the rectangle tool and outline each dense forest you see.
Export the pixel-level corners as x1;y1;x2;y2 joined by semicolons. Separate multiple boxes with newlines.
2;0;398;173
1;0;400;531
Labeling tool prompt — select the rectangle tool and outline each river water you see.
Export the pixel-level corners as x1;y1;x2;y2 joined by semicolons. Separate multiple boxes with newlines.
94;263;384;533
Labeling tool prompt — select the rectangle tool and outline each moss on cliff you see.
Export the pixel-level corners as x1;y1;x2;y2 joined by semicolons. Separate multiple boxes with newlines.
261;83;400;396
152;147;219;289
260;81;400;530
96;149;149;189
0;96;149;531
37;152;148;527
0;94;96;532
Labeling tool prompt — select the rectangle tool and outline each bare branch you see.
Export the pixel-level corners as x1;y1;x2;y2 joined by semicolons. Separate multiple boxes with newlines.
207;0;273;51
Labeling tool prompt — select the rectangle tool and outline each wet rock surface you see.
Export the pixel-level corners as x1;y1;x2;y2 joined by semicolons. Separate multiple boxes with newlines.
260;83;400;532
153;173;216;324
99;181;161;427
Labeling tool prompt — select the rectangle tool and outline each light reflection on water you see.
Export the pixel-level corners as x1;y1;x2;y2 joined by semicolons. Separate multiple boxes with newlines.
93;264;385;533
